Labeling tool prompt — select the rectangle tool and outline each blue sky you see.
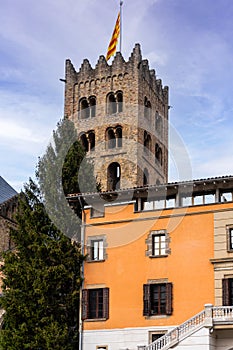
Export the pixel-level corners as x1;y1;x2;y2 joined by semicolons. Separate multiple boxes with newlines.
1;0;233;191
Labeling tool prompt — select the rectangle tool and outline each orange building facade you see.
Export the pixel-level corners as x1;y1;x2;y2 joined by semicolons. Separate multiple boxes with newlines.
64;45;233;350
68;176;233;350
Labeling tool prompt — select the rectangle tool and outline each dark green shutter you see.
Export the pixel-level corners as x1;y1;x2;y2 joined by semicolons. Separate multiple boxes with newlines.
143;284;151;316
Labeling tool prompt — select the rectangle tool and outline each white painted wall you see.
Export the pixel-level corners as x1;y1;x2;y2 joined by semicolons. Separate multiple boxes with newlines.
215;329;233;350
82;326;233;350
174;327;211;350
82;326;174;350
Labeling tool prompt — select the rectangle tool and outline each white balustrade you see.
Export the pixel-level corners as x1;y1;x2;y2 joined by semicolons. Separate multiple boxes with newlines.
146;310;206;350
145;306;233;350
213;306;233;320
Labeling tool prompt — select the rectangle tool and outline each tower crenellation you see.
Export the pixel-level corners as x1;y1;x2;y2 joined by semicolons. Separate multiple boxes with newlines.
128;42;142;65
95;55;109;74
64;43;169;191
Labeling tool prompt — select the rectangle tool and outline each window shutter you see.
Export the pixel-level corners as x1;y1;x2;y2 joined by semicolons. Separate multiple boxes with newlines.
143;284;151;316
222;278;230;306
166;283;173;315
103;288;109;319
82;289;89;320
165;234;171;255
87;244;91;260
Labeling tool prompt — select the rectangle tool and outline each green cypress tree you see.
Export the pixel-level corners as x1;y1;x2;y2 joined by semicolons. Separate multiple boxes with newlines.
0;118;98;349
37;118;99;240
0;179;85;349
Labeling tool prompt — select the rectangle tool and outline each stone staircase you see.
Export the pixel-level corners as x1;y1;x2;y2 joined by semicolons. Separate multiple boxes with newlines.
144;304;233;350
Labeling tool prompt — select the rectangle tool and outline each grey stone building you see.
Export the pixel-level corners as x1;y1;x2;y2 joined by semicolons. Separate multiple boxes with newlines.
64;44;169;191
0;176;17;253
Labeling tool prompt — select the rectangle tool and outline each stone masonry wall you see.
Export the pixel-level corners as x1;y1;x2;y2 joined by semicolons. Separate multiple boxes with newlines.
64;43;169;191
0;196;17;254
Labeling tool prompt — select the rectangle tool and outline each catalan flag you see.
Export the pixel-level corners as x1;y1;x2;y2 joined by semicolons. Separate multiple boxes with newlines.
106;12;120;61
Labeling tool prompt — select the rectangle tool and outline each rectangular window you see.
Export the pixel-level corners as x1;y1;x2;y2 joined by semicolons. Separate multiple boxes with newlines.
87;235;107;262
91;240;104;260
141;199;167;211
148;332;166;347
151;284;166;315
228;228;233;251
152;234;166;256
151;333;166;343
193;195;203;205
82;288;109;320
166;197;175;208
146;230;170;258
221;192;232;202
222;278;233;306
143;200;154;210
182;196;192;206
154;199;165;210
204;193;215;204
89;289;103;319
143;283;173;316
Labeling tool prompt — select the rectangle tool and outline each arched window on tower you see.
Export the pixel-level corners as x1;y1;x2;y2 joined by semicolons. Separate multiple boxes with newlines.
155;143;163;165
144;97;148;118
147;101;151;119
116;91;123;113
80;98;89;119
89;96;96;118
116;126;122;147
79;131;95;152
144;131;147;147
106;128;116;149
144;131;148;154
107;93;117;115
144;97;151;119
147;134;152;152
143;168;149;186
80;133;88;152
107;162;121;191
144;131;151;154
88;131;95;151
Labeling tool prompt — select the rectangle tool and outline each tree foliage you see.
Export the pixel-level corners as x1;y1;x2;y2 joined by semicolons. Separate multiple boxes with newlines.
0;118;99;349
37;118;99;240
0;180;85;349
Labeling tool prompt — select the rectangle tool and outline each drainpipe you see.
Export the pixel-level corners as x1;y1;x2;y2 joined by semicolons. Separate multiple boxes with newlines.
78;198;86;350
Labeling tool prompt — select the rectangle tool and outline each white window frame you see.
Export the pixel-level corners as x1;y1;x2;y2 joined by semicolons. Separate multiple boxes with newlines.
87;235;107;262
92;240;104;261
146;230;170;258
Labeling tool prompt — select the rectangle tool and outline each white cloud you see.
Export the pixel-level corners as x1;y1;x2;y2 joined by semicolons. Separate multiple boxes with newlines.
0;120;40;143
1;0;233;189
0;90;59;155
169;30;232;94
0;89;60;191
144;51;168;66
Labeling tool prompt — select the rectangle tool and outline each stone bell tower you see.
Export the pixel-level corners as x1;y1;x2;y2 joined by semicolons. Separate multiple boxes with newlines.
64;43;169;191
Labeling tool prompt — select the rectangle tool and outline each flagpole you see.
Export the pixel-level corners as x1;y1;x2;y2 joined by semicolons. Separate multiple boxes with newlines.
120;1;123;53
